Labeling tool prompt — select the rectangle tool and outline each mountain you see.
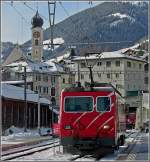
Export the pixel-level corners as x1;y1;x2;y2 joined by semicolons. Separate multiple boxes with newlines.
2;2;148;61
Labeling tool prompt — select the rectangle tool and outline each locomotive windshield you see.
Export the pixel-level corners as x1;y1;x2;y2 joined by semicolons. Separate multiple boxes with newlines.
64;97;93;112
97;97;111;111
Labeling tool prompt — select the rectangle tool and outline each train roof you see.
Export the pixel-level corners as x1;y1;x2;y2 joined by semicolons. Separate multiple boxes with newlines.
63;82;123;98
63;86;114;92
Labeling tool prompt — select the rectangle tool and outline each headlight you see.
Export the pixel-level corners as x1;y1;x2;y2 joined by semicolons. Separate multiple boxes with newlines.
64;125;72;130
103;125;110;129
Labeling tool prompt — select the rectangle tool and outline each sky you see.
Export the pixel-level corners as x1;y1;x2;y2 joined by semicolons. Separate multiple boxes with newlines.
1;1;102;44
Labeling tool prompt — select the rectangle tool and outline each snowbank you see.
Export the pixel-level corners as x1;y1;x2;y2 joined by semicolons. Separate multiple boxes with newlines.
2;126;52;141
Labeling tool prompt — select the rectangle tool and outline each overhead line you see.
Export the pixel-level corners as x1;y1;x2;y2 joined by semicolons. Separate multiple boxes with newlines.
22;2;49;22
4;2;30;26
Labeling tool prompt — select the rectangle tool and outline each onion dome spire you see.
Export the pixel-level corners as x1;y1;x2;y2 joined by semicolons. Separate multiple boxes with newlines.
31;10;44;28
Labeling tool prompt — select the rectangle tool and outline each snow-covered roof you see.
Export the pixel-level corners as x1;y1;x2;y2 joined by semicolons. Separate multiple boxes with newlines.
45;60;64;73
46;51;70;63
2;80;33;84
1;83;50;105
73;49;146;62
4;59;63;74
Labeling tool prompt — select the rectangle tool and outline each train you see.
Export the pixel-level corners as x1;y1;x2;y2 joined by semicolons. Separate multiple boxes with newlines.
53;83;126;151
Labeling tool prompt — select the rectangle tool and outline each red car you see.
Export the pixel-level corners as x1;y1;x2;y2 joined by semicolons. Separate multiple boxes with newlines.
55;86;126;150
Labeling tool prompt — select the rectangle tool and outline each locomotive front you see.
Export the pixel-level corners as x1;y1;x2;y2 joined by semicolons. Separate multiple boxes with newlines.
58;87;125;150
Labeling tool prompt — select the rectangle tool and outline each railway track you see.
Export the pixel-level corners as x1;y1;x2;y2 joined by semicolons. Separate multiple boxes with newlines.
2;132;139;161
1;139;60;161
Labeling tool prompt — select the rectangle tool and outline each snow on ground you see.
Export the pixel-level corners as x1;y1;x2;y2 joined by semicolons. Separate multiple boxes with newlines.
10;131;141;161
43;37;64;50
108;12;135;27
2;126;51;144
111;13;130;19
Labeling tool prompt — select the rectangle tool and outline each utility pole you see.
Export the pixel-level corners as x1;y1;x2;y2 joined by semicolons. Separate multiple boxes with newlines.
139;90;143;127
24;66;27;132
38;92;41;135
48;1;56;50
77;63;81;87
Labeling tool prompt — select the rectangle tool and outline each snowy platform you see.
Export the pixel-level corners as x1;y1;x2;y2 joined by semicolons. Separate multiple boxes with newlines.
2;126;52;152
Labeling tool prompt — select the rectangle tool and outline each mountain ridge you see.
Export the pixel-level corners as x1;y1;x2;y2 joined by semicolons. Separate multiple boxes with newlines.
2;2;148;61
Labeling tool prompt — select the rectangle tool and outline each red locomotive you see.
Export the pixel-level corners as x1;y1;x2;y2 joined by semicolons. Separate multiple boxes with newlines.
55;83;126;151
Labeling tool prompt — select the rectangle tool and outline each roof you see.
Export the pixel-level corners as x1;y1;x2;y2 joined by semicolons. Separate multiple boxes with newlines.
1;83;50;105
3;59;64;74
63;86;114;92
72;50;146;62
2;45;27;66
2;80;33;84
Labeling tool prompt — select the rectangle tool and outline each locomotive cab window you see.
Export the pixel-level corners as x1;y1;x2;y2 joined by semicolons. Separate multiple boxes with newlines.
64;97;93;112
96;97;111;111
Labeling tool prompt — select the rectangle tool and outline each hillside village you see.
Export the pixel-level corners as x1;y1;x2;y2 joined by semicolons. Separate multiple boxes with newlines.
1;3;149;135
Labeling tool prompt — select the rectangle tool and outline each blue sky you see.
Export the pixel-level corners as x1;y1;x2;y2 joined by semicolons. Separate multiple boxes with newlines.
1;1;102;44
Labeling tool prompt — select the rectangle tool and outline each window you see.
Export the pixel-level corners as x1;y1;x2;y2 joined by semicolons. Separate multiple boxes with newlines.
43;87;46;93
35;39;38;46
51;87;55;96
46;87;49;94
38;86;42;93
139;64;142;69
43;75;48;82
51;76;56;85
35;50;38;55
115;61;120;67
97;62;102;66
65;97;93;112
38;75;41;81
63;78;65;83
43;87;48;94
98;73;101;78
144;77;148;84
127;61;131;68
68;77;72;84
106;61;111;67
36;75;38;81
107;73;111;79
116;73;119;78
81;74;84;80
97;97;110;111
81;62;86;68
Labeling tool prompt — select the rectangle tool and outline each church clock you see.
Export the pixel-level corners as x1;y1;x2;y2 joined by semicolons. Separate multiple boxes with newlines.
33;31;40;38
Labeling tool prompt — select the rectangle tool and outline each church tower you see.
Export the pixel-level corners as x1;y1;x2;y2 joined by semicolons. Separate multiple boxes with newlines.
31;10;44;62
